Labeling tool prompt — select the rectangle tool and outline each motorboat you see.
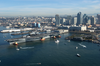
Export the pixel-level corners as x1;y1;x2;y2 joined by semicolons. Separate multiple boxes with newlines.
75;47;78;49
67;40;70;42
77;53;80;57
55;40;59;43
16;48;20;50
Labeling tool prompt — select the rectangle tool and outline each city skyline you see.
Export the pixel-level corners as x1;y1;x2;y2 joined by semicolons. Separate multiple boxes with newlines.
0;0;100;16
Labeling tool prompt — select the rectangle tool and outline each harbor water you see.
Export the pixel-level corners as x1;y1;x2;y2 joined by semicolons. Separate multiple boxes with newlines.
0;26;100;66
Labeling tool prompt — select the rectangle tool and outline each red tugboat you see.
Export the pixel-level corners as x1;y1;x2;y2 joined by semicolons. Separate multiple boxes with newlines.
52;36;56;39
13;42;18;45
40;37;45;41
56;34;61;38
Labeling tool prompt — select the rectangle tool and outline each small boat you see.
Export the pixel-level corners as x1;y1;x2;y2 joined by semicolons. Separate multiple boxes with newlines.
40;38;45;41
67;40;70;42
52;36;56;39
77;53;80;57
75;47;78;49
13;42;18;45
16;48;20;50
55;40;59;43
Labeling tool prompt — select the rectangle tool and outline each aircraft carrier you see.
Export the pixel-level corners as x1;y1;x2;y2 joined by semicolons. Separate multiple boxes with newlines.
6;32;60;44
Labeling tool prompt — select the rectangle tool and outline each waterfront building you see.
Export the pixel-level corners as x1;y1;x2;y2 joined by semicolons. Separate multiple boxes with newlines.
91;16;96;25
32;22;36;27
77;12;82;25
97;14;100;24
69;26;87;31
55;14;60;26
36;23;41;28
58;26;70;29
71;17;77;25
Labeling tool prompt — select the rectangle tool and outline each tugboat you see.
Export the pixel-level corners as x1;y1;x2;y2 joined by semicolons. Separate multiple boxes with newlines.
51;36;56;39
40;37;45;41
56;34;61;38
13;42;18;45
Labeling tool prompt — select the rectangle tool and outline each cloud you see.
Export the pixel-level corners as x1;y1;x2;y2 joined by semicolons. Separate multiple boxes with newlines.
90;4;100;9
83;0;99;3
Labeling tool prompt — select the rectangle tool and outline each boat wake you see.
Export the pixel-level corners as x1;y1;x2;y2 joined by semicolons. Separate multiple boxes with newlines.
20;47;34;49
78;43;86;48
21;63;41;65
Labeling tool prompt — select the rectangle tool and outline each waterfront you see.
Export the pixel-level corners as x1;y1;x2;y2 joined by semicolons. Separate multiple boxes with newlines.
0;26;100;66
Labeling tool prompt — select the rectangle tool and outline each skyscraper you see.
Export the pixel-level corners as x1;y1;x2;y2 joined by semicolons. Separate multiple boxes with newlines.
97;14;100;24
55;14;60;26
91;16;96;25
83;14;90;25
60;18;65;24
77;12;82;25
71;17;77;25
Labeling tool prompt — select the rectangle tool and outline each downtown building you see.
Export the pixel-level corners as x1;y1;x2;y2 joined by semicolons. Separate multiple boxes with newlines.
77;12;82;25
71;17;77;25
91;16;96;25
97;14;100;24
83;14;91;25
55;14;60;26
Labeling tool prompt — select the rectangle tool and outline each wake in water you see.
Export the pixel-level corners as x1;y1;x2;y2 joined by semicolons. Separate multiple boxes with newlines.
21;63;41;65
20;46;34;49
78;43;86;48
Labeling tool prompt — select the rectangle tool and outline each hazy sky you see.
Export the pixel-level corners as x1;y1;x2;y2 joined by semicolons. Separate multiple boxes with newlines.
0;0;100;16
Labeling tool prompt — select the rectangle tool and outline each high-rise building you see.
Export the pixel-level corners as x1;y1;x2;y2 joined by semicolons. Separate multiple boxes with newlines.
71;17;77;25
60;18;66;24
87;19;91;25
55;14;60;26
91;16;96;25
77;12;82;25
83;14;90;25
97;14;100;24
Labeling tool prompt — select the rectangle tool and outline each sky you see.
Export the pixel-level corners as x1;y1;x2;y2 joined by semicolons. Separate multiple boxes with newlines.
0;0;100;16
